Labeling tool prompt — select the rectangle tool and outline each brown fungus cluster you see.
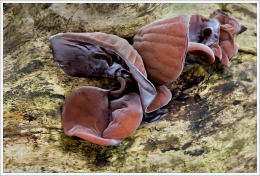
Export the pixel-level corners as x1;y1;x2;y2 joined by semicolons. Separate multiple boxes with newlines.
50;10;246;146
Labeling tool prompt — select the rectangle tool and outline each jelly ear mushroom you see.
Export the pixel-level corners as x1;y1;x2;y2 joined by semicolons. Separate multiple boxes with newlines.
132;15;190;113
62;86;143;146
187;14;220;65
133;15;191;112
211;9;247;35
103;92;143;139
50;32;171;113
211;9;247;67
146;85;171;113
133;15;189;85
186;42;215;65
50;32;173;145
188;10;247;67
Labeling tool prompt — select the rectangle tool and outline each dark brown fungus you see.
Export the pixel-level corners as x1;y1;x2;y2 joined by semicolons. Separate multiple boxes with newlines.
146;85;171;113
188;14;220;65
50;32;170;145
132;15;190;115
189;15;220;46
188;9;247;67
50;32;160;112
211;10;247;67
186;42;215;65
133;15;189;85
211;9;247;36
62;86;142;146
50;10;246;146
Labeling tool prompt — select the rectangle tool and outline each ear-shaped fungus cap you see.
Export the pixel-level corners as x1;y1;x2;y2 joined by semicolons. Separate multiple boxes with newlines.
186;42;215;65
187;15;219;65
50;32;172;145
133;15;189;85
211;9;247;36
51;32;173;113
50;32;164;112
62;86;143;146
188;10;247;67
211;9;247;67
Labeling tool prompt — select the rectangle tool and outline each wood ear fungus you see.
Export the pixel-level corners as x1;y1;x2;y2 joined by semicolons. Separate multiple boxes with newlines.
50;32;171;145
133;15;189;85
188;9;247;67
50;10;246;146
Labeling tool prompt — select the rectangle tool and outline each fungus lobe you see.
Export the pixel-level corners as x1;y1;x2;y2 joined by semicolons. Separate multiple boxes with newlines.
188;9;247;67
50;10;246;146
133;15;189;85
50;32;171;145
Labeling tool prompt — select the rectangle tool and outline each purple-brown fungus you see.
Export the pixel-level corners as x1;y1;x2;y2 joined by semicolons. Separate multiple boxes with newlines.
50;33;171;145
62;86;142;145
188;9;247;67
50;10;246;146
133;15;189;85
